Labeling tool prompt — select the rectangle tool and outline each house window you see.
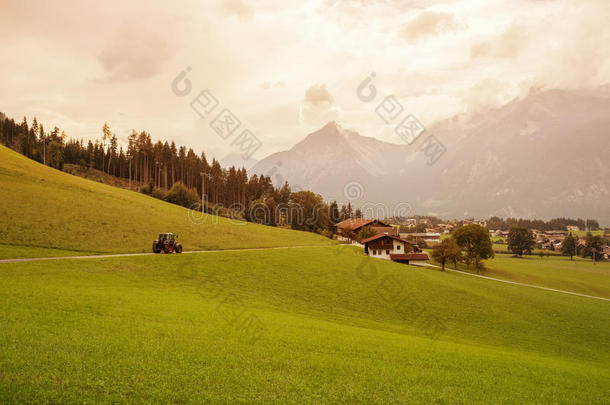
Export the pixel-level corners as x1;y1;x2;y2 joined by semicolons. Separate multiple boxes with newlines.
386;250;390;255
372;250;376;255
397;245;401;250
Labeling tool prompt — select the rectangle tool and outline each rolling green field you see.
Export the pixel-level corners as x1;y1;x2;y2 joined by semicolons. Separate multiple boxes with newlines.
2;144;610;403
0;244;93;260
482;254;610;298
428;252;610;299
571;230;605;237
0;145;332;257
1;247;609;403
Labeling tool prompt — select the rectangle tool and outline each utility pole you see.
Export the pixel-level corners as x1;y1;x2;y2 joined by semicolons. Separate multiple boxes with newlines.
160;162;164;189
200;171;205;213
128;157;132;191
155;161;159;188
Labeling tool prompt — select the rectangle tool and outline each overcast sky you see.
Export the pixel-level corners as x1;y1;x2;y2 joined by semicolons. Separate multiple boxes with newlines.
1;0;609;162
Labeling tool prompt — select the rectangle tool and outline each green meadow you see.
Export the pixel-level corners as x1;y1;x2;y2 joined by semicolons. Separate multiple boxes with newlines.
571;230;605;237
1;248;609;403
428;252;610;299
481;254;610;298
1;143;609;403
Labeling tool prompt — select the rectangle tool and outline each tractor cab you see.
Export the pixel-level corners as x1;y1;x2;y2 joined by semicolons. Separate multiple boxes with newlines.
158;233;175;243
153;233;182;254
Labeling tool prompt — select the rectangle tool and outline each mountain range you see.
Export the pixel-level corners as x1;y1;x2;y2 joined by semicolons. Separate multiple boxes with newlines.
252;88;610;224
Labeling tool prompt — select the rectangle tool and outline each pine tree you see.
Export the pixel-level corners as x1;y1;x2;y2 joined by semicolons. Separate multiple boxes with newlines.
101;122;112;173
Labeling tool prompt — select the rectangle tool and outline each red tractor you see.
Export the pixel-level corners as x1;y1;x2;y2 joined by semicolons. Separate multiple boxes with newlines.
152;233;183;254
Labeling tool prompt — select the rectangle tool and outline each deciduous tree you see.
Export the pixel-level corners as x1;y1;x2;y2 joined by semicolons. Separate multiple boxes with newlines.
356;226;377;242
582;233;604;264
431;238;462;271
507;227;535;257
561;233;577;260
452;224;494;272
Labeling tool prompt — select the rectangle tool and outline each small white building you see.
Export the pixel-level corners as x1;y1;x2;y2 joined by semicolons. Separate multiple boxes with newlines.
361;234;429;264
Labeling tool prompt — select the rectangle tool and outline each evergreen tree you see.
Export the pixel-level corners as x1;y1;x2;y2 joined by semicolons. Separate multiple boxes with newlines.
328;201;340;234
101;122;112;173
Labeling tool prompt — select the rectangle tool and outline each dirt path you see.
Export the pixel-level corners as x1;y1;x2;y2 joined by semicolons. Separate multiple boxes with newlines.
0;245;333;264
413;263;610;302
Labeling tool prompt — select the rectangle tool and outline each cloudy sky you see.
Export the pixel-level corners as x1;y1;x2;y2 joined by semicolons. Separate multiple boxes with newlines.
1;0;609;163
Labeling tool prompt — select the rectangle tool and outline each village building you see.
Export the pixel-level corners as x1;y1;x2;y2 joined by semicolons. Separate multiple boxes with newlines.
361;234;429;264
543;231;567;244
399;232;441;244
336;218;398;238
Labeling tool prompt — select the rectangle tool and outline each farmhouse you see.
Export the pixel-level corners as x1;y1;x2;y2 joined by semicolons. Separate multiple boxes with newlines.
336;218;397;237
361;233;429;264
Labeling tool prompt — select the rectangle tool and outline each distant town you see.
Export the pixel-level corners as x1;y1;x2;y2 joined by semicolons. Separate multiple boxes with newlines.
336;215;610;264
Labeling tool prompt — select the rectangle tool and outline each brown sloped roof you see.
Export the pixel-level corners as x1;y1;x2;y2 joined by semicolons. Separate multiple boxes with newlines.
361;233;411;244
390;253;429;261
374;226;398;235
336;218;373;230
337;218;391;230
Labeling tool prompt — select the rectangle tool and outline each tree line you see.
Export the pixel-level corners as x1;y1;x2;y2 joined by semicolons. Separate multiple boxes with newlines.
487;216;600;231
0;113;361;236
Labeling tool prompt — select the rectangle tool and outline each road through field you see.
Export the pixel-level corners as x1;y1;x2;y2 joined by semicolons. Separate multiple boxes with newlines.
0;245;335;264
3;247;610;302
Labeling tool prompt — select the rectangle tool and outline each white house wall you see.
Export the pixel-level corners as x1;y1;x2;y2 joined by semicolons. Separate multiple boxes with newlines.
368;239;407;260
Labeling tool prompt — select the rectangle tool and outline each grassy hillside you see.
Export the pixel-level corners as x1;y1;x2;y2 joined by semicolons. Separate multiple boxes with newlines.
62;163;141;190
481;254;610;298
1;247;608;403
0;145;332;257
2;144;609;403
428;252;610;299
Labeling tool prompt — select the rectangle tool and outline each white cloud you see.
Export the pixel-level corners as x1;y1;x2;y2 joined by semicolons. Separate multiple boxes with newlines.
304;84;334;106
400;11;457;42
0;0;609;158
223;0;254;19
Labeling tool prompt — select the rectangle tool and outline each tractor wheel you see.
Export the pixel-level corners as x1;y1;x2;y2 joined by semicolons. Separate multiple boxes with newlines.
153;244;160;254
175;244;183;254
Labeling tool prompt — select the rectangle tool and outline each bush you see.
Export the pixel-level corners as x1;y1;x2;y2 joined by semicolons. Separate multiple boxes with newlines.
140;183;153;195
165;182;199;208
151;187;167;200
416;238;428;249
318;229;334;239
